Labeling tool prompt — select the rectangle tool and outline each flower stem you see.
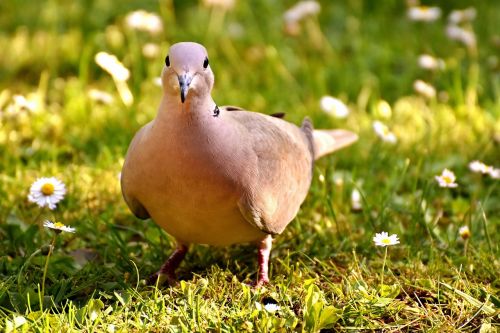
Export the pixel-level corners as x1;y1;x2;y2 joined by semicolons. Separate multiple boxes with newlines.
380;246;388;286
41;235;57;297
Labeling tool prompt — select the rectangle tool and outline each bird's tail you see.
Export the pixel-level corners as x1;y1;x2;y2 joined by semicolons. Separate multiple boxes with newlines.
312;129;358;160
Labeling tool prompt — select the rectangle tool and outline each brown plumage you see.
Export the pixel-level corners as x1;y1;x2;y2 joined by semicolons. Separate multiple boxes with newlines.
121;42;357;286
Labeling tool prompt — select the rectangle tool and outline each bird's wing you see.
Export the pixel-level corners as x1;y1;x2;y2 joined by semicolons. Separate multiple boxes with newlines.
223;109;314;235
121;123;151;220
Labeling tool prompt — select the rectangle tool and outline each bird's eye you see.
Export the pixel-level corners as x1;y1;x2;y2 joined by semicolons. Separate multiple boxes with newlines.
165;55;170;67
203;57;209;69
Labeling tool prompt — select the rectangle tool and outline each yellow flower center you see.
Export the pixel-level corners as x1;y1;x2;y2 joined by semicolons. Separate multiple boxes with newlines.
54;222;65;228
382;238;391;244
41;183;55;195
442;176;452;184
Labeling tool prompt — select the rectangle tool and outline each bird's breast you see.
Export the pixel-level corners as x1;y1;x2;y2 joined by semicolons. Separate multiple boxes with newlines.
129;125;264;245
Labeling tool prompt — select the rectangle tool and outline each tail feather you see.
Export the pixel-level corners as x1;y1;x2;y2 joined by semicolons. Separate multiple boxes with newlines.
313;129;358;160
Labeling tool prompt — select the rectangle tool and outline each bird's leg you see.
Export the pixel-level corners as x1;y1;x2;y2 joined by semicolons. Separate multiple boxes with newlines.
148;242;188;287
255;235;273;287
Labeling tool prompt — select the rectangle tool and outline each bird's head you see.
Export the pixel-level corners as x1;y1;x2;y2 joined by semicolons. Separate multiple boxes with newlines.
161;42;214;104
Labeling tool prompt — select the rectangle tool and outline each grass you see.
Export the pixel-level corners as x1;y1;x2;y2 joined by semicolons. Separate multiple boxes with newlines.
1;0;499;331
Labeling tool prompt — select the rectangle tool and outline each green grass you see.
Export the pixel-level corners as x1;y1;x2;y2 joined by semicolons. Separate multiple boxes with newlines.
1;0;499;331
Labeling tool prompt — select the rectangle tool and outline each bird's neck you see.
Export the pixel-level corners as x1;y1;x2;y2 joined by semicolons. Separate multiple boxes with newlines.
156;95;218;128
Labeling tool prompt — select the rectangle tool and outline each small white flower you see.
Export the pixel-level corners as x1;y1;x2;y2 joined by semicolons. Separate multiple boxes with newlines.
468;160;492;174
458;226;470;240
373;121;397;143
125;10;163;34
13;95;37;112
488;168;500;179
407;6;441;22
264;303;280;313
448;7;476;24
446;25;476;48
284;1;321;24
373;232;400;247
95;52;130;82
202;0;235;9
320;96;350;118
5;315;27;332
28;177;66;210
413;80;436;98
418;54;445;70
318;174;325;183
142;43;161;58
351;189;362;211
43;220;76;233
435;169;458;188
413;80;436;99
88;89;114;104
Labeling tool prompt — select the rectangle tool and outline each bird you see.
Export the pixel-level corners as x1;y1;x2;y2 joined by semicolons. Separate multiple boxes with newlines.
120;42;358;287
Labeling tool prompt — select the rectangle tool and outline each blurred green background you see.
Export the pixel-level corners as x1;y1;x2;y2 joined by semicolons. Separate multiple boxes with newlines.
0;0;499;331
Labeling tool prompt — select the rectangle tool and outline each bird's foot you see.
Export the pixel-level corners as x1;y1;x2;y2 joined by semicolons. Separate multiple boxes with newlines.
146;243;188;287
249;277;270;289
146;271;178;287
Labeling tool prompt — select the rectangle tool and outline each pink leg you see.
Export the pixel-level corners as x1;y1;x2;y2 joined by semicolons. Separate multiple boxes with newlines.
148;243;188;286
255;235;273;287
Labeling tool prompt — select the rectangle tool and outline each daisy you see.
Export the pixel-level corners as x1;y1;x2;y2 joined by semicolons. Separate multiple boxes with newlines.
372;121;397;143
458;226;470;240
283;1;321;35
373;232;400;247
255;302;280;313
418;54;445;70
448;7;476;24
284;1;321;24
488;168;500;179
125;10;163;34
435;169;458;188
407;6;441;22
142;43;161;58
13;94;38;112
468;160;492;174
446;25;476;48
43;220;76;233
320;96;350;118
28;177;66;210
95;52;130;82
413;80;436;99
88;89;114;104
264;303;280;313
351;189;362;211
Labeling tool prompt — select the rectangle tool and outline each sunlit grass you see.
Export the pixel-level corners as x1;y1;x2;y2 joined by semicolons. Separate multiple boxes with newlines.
1;0;499;331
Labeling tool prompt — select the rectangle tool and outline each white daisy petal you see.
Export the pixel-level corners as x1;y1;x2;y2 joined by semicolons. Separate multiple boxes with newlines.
373;232;400;247
264;303;280;313
373;121;397;143
435;169;458;188
44;220;76;233
320;96;350;118
407;6;441;22
28;177;66;210
458;226;470;240
125;10;163;34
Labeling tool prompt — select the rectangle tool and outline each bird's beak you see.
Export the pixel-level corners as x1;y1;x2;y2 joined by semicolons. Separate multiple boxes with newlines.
178;73;193;103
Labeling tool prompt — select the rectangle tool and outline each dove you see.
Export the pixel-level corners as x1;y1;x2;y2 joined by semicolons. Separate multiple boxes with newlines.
121;42;358;286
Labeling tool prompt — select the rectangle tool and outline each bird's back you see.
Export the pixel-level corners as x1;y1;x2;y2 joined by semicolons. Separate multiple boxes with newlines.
224;109;315;235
